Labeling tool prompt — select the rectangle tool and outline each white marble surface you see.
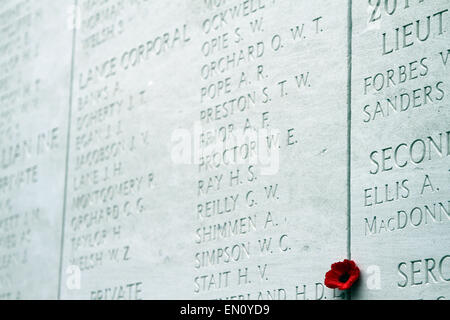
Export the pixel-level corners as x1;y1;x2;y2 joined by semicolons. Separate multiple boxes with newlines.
0;0;73;299
0;0;449;300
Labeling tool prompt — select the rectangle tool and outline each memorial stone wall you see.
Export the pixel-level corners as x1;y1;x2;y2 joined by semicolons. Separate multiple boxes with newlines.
0;0;448;300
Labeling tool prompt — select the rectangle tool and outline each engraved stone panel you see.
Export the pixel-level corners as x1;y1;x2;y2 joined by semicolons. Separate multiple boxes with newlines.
0;1;73;299
187;0;349;301
59;0;202;300
351;0;450;299
59;0;350;300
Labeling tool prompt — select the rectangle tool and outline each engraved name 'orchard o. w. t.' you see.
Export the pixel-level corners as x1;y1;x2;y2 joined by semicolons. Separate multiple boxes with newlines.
0;0;449;300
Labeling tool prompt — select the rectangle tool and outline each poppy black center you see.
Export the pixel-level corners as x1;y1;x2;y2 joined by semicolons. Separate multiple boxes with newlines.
339;272;350;283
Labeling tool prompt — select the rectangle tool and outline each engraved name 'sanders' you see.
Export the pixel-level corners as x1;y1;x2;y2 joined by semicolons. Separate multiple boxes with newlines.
362;57;446;123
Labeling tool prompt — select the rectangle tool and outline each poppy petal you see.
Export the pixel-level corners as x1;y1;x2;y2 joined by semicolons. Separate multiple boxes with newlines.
324;277;341;288
324;259;360;290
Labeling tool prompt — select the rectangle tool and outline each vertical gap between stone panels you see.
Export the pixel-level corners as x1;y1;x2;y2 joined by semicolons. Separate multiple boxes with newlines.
57;0;78;300
346;0;353;300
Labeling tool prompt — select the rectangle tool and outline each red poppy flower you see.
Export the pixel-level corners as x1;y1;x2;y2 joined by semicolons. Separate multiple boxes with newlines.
325;259;360;290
